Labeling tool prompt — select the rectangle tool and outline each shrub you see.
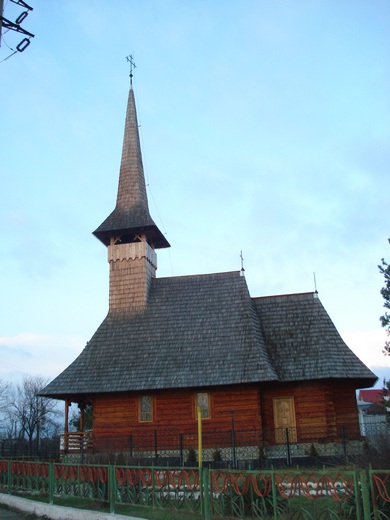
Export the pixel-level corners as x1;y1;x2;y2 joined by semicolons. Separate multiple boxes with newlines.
212;449;222;462
186;448;197;465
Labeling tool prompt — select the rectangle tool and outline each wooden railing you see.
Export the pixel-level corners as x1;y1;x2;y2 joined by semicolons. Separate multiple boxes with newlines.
60;431;93;453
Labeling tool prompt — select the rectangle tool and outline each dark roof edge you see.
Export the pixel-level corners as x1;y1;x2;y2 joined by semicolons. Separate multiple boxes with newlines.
38;378;281;401
38;374;377;402
256;375;378;388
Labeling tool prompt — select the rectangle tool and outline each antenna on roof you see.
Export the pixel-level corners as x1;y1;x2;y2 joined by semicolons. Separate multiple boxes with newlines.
126;54;136;85
240;250;245;277
313;272;318;298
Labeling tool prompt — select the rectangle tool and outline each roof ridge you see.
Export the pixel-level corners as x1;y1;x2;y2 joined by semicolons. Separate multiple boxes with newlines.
156;270;241;281
253;291;316;301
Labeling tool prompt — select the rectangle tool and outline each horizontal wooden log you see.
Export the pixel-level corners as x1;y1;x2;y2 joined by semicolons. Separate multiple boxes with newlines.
89;380;360;443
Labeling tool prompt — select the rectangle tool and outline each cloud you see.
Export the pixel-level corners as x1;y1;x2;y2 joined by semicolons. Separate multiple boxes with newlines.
341;329;390;372
0;333;85;384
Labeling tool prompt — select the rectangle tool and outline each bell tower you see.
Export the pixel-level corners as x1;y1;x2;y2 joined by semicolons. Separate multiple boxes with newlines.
93;58;169;313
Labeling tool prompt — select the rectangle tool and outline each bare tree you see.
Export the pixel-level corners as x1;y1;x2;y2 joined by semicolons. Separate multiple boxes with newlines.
6;376;61;448
0;379;10;409
0;379;12;436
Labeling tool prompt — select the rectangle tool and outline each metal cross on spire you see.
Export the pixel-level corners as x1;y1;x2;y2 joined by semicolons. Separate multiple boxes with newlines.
240;250;245;277
126;54;136;85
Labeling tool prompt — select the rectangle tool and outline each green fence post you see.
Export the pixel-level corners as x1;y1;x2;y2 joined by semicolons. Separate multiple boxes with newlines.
203;467;211;520
353;469;362;520
152;467;156;509
369;467;380;520
271;471;278;520
109;465;116;514
48;462;54;505
199;467;204;517
360;470;372;520
7;460;11;495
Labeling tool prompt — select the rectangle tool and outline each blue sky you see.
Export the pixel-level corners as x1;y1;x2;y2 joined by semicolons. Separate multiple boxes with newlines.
1;1;389;387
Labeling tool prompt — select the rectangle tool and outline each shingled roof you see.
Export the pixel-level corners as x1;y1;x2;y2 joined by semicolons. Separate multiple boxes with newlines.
41;275;376;399
252;292;376;385
40;272;279;398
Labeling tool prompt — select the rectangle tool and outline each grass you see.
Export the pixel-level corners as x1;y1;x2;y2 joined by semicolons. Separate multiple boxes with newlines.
115;505;202;519
0;502;49;519
52;496;203;519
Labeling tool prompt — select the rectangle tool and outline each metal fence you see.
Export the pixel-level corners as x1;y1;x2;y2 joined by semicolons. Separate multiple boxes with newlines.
0;460;390;519
2;422;389;469
60;422;390;468
0;437;60;460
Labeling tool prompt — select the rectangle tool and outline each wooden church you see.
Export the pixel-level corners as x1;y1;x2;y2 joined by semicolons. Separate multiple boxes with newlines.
40;75;376;462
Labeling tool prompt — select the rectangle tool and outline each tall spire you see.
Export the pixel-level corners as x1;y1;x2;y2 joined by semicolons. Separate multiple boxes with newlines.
93;78;169;249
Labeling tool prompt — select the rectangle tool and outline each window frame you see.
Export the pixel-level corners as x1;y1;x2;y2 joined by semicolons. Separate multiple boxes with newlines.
195;392;211;420
138;395;153;423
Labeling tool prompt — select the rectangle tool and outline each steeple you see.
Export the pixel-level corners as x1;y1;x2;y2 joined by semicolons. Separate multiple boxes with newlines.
93;85;169;249
93;69;170;313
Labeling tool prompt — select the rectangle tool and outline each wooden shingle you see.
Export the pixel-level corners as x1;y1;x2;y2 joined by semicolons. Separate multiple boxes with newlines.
252;292;375;385
41;272;279;398
41;278;376;399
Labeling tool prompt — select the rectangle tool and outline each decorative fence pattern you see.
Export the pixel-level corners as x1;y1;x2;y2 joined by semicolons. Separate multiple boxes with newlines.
1;460;390;519
60;423;389;468
210;470;362;519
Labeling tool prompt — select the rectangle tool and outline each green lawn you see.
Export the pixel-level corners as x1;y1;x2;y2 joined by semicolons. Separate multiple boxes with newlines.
0;502;47;519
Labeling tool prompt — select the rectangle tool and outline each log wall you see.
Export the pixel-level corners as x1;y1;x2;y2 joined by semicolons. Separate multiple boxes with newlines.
91;380;360;443
260;380;360;441
92;385;262;438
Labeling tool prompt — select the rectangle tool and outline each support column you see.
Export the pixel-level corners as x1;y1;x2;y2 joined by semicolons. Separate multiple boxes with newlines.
79;402;85;432
64;399;70;453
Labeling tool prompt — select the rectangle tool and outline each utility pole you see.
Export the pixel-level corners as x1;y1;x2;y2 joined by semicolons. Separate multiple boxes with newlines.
0;0;35;59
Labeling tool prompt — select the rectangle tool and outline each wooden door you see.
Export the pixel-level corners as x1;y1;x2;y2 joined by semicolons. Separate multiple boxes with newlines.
273;397;297;443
